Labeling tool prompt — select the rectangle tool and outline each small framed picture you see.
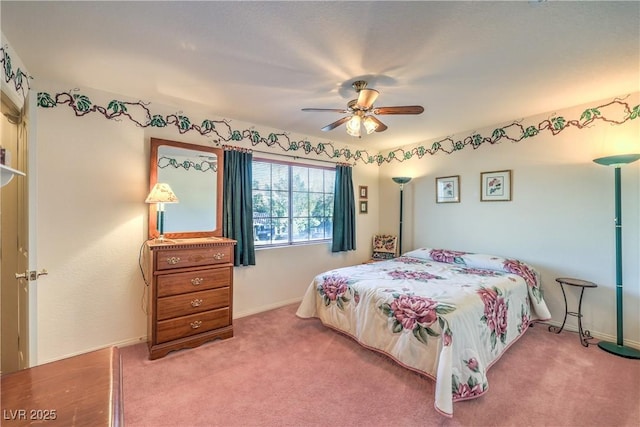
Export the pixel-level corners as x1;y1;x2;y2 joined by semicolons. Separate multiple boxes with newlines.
481;170;512;201
435;175;460;203
359;200;368;214
359;185;368;199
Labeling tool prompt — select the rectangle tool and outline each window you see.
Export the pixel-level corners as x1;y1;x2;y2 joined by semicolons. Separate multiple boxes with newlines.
252;159;335;246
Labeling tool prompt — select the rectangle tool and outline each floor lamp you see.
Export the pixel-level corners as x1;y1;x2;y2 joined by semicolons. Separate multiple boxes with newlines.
593;153;640;359
392;177;411;255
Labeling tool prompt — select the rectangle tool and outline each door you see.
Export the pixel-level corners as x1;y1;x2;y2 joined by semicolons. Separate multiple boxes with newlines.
1;92;30;373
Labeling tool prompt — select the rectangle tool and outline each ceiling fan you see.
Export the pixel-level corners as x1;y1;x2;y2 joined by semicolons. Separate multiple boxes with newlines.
301;80;424;137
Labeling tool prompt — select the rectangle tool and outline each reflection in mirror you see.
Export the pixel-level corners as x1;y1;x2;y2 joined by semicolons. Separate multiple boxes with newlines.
159;146;217;232
149;138;223;239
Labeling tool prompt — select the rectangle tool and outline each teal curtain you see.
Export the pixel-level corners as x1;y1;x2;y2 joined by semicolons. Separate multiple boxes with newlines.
223;149;256;266
331;164;356;252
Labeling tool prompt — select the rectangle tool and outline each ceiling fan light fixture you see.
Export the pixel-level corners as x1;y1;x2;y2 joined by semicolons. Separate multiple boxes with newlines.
302;80;423;135
362;116;379;134
346;115;362;137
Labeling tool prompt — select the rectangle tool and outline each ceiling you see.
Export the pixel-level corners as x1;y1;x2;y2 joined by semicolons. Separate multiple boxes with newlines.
2;1;639;151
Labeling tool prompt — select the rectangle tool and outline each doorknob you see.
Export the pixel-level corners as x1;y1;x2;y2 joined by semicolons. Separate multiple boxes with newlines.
15;269;48;281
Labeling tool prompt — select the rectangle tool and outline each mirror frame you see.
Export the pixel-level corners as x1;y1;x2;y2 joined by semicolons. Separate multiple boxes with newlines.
148;138;223;239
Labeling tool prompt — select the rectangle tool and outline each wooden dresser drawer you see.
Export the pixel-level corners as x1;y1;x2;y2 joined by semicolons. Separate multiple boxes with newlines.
155;245;233;271
146;237;235;359
156;307;231;344
157;287;230;321
157;267;231;297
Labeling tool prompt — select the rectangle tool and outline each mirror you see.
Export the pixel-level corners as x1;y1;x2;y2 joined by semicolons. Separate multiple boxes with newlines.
148;138;223;239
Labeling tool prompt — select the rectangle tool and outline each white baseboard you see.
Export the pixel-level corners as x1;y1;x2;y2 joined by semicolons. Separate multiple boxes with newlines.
234;297;303;319
38;335;147;365
538;320;640;350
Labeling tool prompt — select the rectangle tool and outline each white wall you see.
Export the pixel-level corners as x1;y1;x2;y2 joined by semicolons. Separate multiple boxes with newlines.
33;83;378;363
379;93;640;346
20;65;640;361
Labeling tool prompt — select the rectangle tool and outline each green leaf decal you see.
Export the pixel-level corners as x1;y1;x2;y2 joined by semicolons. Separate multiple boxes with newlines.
177;115;191;130
492;128;506;140
107;100;127;114
37;92;56;108
524;126;538;137
551;116;566;130
150;115;167;127
73;94;92;112
251;130;260;143
3;52;12;77
580;108;600;122
201;119;216;131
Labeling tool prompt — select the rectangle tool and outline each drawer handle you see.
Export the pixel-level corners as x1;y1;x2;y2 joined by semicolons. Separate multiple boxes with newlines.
191;277;204;286
191;298;203;307
166;256;181;265
213;252;225;260
190;320;202;329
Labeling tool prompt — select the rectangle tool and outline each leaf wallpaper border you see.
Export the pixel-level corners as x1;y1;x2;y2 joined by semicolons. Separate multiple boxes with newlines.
1;45;32;99
3;46;638;166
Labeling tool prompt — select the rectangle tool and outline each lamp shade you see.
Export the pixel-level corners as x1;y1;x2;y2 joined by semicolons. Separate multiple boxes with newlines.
593;153;640;167
145;183;179;204
362;116;379;134
392;177;412;185
346;115;362;137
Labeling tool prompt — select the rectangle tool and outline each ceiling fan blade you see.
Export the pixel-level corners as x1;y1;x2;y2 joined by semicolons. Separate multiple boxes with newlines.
302;108;349;113
373;106;424;115
355;88;379;110
321;116;351;132
368;116;388;132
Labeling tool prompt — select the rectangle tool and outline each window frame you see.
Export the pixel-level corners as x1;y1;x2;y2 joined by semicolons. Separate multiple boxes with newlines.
252;157;335;248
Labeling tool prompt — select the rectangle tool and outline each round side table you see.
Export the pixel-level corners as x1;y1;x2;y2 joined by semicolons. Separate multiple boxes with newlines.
548;277;597;347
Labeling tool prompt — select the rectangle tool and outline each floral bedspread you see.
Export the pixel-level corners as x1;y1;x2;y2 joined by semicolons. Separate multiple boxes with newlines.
296;248;551;417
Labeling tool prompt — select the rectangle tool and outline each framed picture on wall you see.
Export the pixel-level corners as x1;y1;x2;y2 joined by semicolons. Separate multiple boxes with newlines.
481;170;512;201
435;175;460;203
359;185;368;199
359;200;368;214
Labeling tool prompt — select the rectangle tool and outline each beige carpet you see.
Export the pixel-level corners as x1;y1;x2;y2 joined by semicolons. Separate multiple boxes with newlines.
120;303;640;426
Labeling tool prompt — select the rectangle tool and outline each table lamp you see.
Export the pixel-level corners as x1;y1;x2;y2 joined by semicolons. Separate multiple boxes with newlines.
145;182;179;242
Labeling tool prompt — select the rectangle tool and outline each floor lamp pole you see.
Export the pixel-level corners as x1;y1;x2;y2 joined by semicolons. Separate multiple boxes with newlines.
613;166;623;346
399;186;404;254
593;153;640;359
392;177;412;255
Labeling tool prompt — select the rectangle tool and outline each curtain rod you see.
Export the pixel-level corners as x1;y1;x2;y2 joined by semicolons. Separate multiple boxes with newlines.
224;145;354;167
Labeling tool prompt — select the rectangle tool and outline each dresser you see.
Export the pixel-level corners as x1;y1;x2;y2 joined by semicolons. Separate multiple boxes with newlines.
144;237;236;360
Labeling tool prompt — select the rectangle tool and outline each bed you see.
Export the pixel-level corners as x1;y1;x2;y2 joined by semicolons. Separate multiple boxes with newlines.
296;248;551;417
